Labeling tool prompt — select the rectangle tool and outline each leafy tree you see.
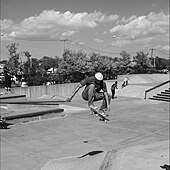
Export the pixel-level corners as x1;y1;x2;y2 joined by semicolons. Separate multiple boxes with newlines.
119;51;131;74
89;53;118;79
39;56;58;71
133;51;152;73
6;43;20;75
155;56;169;70
59;49;92;82
22;51;32;75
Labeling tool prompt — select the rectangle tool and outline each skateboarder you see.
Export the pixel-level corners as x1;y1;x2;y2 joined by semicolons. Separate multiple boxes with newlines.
66;72;111;115
0;116;12;129
111;81;118;99
121;77;129;88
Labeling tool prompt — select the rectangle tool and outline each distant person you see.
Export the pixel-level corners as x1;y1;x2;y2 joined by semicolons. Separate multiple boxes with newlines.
0;115;12;129
66;72;111;116
122;77;129;89
4;67;11;92
111;81;118;99
21;78;28;87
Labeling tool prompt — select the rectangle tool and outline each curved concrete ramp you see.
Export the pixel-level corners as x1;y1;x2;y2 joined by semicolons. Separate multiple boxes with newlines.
51;95;67;101
109;141;169;170
106;74;169;98
38;94;55;99
128;74;169;84
41;151;107;170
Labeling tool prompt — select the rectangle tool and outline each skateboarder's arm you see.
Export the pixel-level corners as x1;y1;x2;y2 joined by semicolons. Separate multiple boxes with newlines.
66;84;82;102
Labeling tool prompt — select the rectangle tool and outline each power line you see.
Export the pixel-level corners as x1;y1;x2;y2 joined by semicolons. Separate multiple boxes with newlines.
66;40;121;55
6;37;168;58
10;37;139;55
155;49;169;56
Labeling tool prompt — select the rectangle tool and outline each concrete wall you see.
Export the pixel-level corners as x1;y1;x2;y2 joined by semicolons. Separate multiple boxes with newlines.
0;83;81;98
0;74;169;99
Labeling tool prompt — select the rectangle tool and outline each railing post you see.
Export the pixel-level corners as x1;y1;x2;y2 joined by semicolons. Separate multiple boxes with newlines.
144;92;147;99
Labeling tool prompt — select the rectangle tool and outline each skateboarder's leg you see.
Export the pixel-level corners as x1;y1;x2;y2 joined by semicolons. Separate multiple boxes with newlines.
82;84;96;108
97;93;111;113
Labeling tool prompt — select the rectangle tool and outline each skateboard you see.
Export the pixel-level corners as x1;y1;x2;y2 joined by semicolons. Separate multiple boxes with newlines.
90;108;109;123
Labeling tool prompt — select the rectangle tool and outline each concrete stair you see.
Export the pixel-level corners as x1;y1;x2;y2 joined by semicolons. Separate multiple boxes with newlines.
149;88;170;102
0;93;65;124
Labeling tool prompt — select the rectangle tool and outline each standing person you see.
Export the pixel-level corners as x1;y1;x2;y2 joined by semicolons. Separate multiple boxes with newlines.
66;72;111;115
122;77;129;88
4;67;11;92
111;81;118;99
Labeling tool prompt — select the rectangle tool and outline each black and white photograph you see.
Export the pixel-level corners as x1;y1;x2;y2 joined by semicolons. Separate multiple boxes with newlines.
0;0;169;169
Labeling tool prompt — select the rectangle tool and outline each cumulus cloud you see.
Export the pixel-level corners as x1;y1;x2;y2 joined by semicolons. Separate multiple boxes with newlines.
1;19;14;31
94;38;104;43
120;15;137;23
0;10;118;40
110;12;169;42
161;45;169;51
109;12;169;51
102;31;107;35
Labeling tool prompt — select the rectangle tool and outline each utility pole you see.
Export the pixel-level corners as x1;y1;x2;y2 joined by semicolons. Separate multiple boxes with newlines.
150;48;156;67
60;39;69;54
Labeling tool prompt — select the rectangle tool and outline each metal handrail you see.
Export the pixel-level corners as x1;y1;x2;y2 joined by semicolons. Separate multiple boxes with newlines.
144;80;170;99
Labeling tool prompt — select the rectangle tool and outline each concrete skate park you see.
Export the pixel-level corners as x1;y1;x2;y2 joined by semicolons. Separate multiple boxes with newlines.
0;74;169;170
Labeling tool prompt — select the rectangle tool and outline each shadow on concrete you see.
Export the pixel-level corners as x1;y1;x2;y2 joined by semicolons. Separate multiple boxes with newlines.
77;150;103;158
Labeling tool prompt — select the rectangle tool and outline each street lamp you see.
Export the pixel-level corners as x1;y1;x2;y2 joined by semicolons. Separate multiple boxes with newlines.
60;39;69;53
112;35;128;51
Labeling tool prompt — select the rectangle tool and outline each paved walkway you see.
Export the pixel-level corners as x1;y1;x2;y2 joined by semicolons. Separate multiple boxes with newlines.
1;74;169;170
1;94;169;170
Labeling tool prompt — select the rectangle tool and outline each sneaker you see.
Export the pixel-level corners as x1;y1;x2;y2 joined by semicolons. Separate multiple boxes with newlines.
89;106;97;115
89;105;97;109
90;111;94;115
99;110;106;117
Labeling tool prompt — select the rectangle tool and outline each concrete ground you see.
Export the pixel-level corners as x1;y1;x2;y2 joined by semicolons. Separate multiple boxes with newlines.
0;74;169;170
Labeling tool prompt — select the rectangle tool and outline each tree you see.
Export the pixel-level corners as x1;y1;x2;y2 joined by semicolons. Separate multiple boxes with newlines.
39;56;58;71
6;43;20;75
155;56;169;70
133;51;152;73
59;49;92;82
119;51;131;74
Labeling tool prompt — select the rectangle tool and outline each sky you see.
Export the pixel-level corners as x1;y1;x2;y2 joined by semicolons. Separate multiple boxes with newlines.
0;0;169;61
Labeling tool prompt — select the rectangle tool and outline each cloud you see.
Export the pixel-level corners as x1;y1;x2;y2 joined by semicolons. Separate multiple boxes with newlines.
161;45;169;51
102;31;107;35
1;19;14;31
109;12;169;50
110;12;169;38
120;15;137;23
94;38;104;43
61;31;76;37
0;10;118;40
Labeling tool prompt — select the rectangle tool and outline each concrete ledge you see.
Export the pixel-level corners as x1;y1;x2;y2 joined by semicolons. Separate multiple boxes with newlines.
0;94;26;100
0;100;62;105
3;108;64;121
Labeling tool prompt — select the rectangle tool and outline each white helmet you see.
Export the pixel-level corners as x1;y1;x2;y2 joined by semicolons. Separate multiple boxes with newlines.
95;72;103;81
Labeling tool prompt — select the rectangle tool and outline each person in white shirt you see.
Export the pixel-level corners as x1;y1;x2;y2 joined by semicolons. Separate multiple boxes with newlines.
122;77;129;88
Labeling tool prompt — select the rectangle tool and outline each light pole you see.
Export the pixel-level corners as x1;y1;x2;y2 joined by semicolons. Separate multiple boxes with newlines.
112;35;128;52
150;48;156;67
